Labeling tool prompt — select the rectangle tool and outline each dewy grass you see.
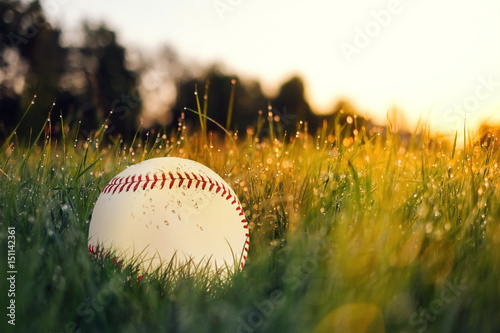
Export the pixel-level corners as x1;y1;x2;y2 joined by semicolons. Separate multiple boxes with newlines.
1;105;500;333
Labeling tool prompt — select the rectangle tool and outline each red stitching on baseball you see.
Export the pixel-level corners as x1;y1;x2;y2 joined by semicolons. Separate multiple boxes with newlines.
112;178;120;194
160;173;166;189
168;172;175;189
118;177;127;193
191;173;200;188
151;174;158;189
176;172;184;188
87;245;124;268
143;175;150;190
125;176;133;192
133;175;141;191
184;172;193;188
105;171;243;197
101;169;251;245
200;175;207;190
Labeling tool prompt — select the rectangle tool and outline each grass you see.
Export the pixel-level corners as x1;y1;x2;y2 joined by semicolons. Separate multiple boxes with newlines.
1;103;500;333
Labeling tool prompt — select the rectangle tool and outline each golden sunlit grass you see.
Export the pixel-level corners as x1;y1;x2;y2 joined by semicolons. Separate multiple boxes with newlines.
1;100;500;332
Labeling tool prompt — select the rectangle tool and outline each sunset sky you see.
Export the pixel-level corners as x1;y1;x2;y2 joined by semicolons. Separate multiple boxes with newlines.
43;0;500;134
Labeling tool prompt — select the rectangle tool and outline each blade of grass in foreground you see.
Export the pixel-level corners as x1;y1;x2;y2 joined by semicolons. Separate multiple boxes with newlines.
19;111;53;177
347;159;362;209
0;95;36;156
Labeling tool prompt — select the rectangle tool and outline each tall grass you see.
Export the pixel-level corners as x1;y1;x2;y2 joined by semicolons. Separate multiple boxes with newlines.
1;101;500;333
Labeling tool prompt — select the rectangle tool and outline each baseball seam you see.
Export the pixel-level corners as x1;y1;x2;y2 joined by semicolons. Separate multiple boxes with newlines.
97;171;249;268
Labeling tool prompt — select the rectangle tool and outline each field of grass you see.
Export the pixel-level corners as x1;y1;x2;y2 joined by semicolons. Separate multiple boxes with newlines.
1;106;500;333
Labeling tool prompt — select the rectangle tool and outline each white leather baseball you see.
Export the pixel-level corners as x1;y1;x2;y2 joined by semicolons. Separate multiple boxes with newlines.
88;157;249;274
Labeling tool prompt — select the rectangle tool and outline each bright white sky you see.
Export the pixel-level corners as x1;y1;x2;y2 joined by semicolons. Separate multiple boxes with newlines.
43;0;500;134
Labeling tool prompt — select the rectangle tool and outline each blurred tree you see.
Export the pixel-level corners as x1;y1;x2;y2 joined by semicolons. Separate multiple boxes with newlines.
0;1;379;142
131;45;192;129
171;65;268;134
479;124;500;149
0;0;23;134
270;75;321;134
327;99;373;138
78;22;140;138
0;1;140;139
0;0;65;136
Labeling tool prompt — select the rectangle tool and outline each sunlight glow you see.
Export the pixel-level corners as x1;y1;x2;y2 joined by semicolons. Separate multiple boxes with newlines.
43;0;500;134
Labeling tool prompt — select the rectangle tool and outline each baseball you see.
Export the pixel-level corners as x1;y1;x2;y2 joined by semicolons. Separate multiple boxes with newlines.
88;157;249;274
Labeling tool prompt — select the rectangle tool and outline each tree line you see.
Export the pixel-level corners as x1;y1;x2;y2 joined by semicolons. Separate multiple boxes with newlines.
0;0;373;142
